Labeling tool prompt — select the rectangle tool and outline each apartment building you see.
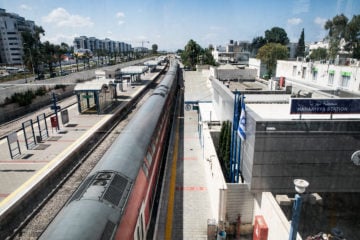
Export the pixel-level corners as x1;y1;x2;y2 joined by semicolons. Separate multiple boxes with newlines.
0;8;36;65
73;36;132;55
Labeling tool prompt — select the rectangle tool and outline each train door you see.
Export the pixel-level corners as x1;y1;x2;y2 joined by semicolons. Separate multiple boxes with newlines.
134;202;146;240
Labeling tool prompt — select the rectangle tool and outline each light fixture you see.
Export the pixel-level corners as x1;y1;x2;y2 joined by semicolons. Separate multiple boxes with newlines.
294;179;309;194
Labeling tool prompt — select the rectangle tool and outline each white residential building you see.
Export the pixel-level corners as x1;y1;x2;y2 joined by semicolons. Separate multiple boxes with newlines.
0;8;36;65
276;59;360;95
212;40;250;65
73;36;132;55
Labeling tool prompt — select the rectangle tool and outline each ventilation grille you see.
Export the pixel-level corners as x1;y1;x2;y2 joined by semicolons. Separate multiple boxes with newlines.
68;176;94;203
100;221;116;240
68;172;132;210
103;174;129;207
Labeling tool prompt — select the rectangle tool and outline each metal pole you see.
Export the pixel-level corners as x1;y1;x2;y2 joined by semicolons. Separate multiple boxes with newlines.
52;92;60;130
230;92;239;182
289;194;302;240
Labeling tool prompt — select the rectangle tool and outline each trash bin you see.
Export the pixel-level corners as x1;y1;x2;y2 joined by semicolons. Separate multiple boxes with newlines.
36;135;42;143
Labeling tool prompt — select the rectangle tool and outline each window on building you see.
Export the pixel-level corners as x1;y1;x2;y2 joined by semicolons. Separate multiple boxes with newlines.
340;75;350;88
302;67;306;79
292;66;297;77
312;69;317;81
328;71;335;85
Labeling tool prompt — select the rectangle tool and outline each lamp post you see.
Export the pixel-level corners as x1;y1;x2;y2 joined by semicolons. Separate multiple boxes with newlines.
289;179;309;240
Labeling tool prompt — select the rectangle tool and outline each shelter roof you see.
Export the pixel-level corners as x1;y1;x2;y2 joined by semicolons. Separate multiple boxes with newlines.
74;79;114;91
121;66;148;74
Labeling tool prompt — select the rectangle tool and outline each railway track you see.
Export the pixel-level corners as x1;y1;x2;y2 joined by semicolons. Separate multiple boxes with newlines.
4;69;168;240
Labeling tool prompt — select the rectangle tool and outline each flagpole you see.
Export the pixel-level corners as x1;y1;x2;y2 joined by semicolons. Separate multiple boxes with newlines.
230;91;239;183
237;94;246;183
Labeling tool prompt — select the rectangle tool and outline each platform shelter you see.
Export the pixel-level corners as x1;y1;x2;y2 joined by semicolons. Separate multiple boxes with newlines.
74;79;116;114
117;66;148;84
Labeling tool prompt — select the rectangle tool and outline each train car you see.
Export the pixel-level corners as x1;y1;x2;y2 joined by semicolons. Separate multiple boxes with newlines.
39;61;179;240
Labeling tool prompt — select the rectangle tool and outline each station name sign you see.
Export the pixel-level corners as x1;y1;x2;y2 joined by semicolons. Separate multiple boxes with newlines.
290;98;360;114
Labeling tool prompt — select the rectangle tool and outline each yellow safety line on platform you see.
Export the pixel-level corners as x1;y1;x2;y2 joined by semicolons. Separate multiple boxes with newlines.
165;110;180;240
0;115;112;209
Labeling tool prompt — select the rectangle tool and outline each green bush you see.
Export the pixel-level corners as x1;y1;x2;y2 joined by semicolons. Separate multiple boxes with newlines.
35;86;47;96
55;84;66;91
11;90;36;106
217;121;232;181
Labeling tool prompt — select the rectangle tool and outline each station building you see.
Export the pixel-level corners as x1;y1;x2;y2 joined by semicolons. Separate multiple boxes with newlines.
187;64;360;238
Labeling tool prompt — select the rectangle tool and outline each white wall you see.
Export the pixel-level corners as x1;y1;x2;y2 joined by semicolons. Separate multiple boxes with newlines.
276;60;360;95
253;192;302;240
226;184;254;224
202;123;227;222
211;78;234;122
249;58;267;78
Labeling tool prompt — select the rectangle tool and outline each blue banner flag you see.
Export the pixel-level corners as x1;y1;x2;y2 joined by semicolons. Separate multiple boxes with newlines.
237;95;246;141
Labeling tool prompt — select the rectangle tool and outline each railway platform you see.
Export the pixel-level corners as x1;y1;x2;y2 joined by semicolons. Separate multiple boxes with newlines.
0;69;161;215
154;67;218;239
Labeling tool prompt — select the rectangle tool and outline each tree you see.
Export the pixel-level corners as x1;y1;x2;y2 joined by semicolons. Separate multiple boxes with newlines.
295;28;305;58
180;39;216;69
250;36;266;56
265;27;289;45
201;48;216;66
325;14;349;59
345;14;360;59
21;26;45;78
151;44;158;54
41;41;57;76
55;43;69;74
309;48;327;61
180;39;202;69
256;43;289;78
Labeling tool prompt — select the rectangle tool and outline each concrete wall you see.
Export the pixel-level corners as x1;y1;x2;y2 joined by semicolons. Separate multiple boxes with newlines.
211;78;234;122
202;123;228;222
253;192;301;240
226;184;254;224
215;68;257;81
241;111;360;192
249;58;267;78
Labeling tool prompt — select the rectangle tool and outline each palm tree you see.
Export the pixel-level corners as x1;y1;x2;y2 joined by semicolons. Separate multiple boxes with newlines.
54;43;68;74
42;41;57;77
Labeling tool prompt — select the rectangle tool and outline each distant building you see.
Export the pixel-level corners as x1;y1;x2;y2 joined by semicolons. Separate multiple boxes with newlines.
73;36;132;55
276;58;360;95
212;40;251;65
0;8;37;65
248;58;267;79
209;64;257;82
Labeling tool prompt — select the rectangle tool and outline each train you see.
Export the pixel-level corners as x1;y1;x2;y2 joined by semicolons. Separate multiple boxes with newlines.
40;61;180;240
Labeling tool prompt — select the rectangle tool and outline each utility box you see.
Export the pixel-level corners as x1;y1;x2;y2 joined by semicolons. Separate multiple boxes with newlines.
253;215;268;240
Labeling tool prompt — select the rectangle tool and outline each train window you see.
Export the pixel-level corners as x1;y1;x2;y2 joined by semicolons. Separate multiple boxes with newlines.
151;142;156;154
142;162;149;177
146;151;153;165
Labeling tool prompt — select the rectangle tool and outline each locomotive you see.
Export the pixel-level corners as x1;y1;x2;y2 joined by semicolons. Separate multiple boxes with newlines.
40;61;179;240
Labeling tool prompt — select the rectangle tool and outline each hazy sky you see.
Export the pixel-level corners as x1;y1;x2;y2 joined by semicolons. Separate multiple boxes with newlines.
1;0;359;51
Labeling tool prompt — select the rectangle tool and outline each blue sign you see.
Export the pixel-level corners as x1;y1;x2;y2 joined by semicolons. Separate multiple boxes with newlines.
290;98;360;114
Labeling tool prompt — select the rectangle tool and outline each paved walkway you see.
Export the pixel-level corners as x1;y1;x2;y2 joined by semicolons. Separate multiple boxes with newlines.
155;91;213;239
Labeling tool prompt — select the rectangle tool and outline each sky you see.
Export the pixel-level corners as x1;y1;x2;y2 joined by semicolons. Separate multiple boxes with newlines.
1;0;359;51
